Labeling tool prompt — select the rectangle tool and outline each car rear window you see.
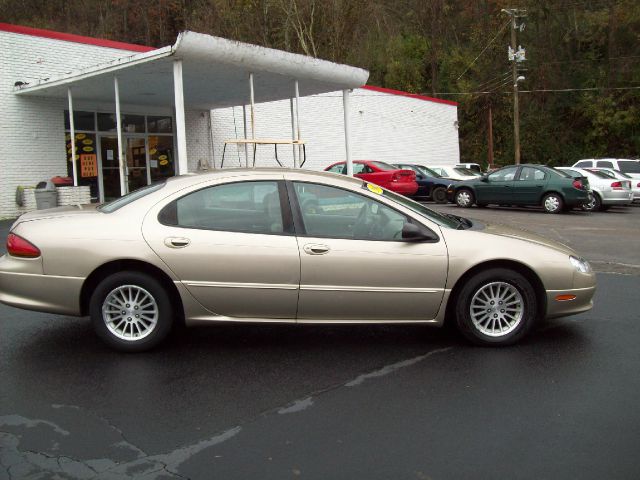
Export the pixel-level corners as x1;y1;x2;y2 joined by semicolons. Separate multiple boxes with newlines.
587;170;611;179
98;181;166;213
618;160;640;174
369;161;397;170
551;168;571;178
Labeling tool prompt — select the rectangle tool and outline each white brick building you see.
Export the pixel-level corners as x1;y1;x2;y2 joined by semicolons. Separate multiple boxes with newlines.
0;23;459;218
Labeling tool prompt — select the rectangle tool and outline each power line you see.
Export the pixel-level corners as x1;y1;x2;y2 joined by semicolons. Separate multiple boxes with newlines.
432;85;640;95
456;19;511;81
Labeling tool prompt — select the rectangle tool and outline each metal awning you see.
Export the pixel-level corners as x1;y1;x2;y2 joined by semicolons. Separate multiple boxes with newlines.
14;30;367;194
14;30;369;108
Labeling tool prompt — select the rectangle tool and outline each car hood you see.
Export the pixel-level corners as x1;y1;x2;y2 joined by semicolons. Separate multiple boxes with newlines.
477;221;576;256
12;204;100;227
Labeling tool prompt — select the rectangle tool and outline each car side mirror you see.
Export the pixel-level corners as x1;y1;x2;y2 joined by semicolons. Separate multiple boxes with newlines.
480;175;489;182
401;222;437;242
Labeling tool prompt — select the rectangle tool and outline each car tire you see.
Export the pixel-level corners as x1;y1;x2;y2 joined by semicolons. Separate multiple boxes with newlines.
582;193;600;212
89;271;174;352
542;193;563;214
454;268;538;346
455;189;474;208
432;187;448;204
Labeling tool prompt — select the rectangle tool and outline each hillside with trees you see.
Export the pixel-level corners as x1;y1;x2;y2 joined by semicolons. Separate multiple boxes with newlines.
2;0;638;166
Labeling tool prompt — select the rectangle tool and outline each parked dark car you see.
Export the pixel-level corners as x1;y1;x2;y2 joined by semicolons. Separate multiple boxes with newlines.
393;163;460;203
446;164;591;213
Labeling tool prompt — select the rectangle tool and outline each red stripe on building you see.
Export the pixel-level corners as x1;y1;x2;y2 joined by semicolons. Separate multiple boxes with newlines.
361;85;458;106
0;23;155;53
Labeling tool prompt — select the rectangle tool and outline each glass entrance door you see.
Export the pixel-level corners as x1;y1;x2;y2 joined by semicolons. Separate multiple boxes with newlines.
125;137;149;192
99;136;150;201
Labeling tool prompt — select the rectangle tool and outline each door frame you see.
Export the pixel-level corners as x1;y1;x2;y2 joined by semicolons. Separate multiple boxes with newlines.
97;134;151;201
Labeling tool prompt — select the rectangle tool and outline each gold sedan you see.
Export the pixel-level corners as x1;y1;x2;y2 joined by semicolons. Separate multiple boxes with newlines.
0;169;596;351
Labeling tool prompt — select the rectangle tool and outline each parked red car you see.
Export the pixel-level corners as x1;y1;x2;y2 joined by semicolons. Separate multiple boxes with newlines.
324;160;419;196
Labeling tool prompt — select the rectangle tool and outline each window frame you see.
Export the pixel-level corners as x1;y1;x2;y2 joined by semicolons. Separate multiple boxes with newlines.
157;180;294;236
286;180;438;243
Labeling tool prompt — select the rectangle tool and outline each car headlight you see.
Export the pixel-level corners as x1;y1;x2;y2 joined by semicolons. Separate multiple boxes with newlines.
570;255;592;274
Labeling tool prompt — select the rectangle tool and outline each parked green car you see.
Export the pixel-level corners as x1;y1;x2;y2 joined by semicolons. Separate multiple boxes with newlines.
446;164;591;213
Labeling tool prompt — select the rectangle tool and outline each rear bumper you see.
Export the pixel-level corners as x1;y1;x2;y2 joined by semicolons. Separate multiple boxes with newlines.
389;182;419;196
601;190;633;205
0;256;83;315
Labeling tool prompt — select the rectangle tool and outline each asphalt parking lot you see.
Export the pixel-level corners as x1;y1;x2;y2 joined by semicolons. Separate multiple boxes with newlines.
1;204;640;479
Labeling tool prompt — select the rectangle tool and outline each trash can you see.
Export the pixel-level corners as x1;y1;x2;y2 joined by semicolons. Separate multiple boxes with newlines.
34;181;58;210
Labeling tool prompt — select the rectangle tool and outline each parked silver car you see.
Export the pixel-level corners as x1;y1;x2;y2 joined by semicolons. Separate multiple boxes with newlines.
1;169;596;351
589;168;640;203
556;167;633;211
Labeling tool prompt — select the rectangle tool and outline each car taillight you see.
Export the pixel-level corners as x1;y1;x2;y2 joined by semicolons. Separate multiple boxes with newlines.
611;181;623;190
572;179;585;190
6;233;41;258
392;171;415;182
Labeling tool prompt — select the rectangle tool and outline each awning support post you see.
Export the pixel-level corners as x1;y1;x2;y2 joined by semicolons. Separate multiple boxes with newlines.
242;105;249;167
295;80;302;168
114;76;126;196
173;59;188;175
289;98;298;167
249;73;255;168
343;89;353;177
67;87;78;186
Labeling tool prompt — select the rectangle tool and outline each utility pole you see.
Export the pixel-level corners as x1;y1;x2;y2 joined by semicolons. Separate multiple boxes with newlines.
502;8;526;165
487;102;494;169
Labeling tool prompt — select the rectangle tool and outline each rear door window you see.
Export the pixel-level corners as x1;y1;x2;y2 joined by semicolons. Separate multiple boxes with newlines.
574;160;592;168
159;181;287;235
596;160;614;168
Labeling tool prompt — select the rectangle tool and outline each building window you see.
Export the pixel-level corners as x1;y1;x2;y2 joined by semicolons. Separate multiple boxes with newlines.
64;110;95;131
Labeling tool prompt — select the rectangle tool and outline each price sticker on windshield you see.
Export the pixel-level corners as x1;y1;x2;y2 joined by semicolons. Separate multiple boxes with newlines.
366;183;383;195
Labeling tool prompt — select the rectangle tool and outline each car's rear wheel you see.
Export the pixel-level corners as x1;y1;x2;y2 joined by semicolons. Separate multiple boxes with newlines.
432;187;448;204
455;189;474;208
454;268;537;346
542;193;563;214
582;192;600;212
89;271;174;352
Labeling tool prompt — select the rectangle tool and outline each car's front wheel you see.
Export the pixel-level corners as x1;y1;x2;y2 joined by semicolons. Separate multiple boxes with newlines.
454;268;538;346
89;271;174;352
455;189;474;208
542;193;563;214
432;187;448;204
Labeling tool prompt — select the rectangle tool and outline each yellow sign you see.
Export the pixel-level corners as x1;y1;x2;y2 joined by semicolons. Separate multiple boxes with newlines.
82;146;94;152
149;149;157;155
366;183;383;195
75;133;86;140
158;154;167;160
82;139;93;145
159;159;169;166
80;154;97;177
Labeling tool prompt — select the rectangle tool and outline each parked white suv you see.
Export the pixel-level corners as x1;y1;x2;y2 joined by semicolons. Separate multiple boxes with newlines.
572;159;640;179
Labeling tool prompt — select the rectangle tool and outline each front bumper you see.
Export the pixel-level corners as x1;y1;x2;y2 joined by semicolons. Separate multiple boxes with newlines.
545;285;596;319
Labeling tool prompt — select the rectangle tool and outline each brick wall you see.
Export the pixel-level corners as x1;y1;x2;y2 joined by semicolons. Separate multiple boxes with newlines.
0;30;136;218
210;88;460;171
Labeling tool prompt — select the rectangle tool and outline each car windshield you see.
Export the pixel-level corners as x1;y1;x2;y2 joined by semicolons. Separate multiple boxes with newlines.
98;181;166;213
618;160;640;174
586;170;611;179
375;184;461;229
412;165;442;177
454;167;479;176
370;161;397;170
591;169;615;178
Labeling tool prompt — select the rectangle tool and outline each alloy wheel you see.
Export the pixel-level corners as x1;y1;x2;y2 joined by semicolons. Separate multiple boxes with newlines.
101;285;159;341
469;281;524;337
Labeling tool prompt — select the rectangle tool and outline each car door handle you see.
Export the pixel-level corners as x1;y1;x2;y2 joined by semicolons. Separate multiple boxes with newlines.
164;237;191;248
303;244;330;255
